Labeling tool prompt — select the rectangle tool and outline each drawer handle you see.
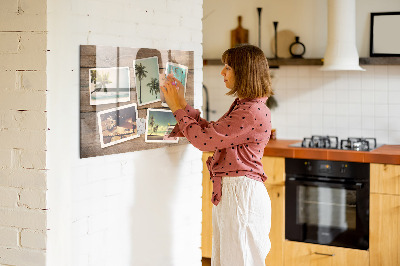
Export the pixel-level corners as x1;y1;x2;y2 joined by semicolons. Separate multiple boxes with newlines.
314;252;335;257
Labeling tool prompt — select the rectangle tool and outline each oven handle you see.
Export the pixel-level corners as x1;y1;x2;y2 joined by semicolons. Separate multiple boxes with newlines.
286;177;364;189
314;252;335;257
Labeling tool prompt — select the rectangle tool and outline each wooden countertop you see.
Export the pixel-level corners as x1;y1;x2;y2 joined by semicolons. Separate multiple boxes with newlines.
263;139;400;165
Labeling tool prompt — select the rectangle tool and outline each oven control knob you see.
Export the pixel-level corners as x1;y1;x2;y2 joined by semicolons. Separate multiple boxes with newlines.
304;162;312;171
340;164;347;174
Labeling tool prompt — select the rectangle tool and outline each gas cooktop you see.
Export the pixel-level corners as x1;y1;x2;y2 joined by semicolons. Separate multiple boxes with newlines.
289;135;383;151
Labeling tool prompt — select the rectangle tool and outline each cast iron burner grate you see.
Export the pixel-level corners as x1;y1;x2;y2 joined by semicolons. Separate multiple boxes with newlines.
301;135;339;149
298;136;378;151
340;137;377;151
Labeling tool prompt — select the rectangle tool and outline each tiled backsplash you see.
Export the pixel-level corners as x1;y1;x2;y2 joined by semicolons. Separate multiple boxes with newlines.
271;65;400;144
203;65;400;144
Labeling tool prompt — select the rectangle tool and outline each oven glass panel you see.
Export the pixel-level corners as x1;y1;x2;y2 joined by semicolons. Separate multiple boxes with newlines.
297;186;357;230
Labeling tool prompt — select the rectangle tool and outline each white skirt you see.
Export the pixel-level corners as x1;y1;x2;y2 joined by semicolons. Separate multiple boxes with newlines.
212;176;271;266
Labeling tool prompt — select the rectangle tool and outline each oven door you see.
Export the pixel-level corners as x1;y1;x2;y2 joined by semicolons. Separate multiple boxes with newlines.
285;177;369;250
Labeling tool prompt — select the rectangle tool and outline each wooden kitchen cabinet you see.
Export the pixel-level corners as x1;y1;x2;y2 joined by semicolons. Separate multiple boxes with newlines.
370;193;400;266
284;241;369;266
262;156;285;266
370;163;400;266
201;154;286;266
264;184;285;266
370;163;400;195
261;156;285;185
202;152;213;258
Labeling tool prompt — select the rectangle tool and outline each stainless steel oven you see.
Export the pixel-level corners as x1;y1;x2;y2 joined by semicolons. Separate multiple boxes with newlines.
285;158;369;250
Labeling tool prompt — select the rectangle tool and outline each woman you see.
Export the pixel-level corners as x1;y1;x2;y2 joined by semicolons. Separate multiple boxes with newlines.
162;44;273;266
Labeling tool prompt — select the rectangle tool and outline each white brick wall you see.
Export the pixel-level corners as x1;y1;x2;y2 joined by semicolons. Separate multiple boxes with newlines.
0;247;46;266
47;1;203;266
0;169;47;189
21;229;47;250
0;0;48;265
2;1;205;265
0;187;19;208
0;227;19;247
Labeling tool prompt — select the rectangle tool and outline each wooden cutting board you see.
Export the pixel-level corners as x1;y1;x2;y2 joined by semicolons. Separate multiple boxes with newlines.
231;16;249;48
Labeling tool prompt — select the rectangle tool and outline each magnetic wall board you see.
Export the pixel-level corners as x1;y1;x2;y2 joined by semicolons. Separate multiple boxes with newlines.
80;45;194;158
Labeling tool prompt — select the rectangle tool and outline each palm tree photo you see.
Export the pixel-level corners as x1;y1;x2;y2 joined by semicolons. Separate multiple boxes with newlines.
148;115;159;135
90;70;112;94
145;109;178;143
134;63;148;103
149;115;155;131
147;77;160;99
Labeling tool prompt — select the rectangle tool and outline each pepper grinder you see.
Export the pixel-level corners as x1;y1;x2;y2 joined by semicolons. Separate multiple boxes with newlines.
273;21;279;58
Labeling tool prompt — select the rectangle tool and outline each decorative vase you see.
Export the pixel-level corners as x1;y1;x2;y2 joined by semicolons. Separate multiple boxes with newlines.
289;36;306;58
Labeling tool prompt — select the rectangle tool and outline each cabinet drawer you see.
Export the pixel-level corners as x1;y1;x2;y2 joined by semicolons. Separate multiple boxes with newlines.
284;241;369;266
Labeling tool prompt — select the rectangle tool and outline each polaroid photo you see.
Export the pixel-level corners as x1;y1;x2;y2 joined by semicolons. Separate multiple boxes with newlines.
161;62;188;107
97;103;139;148
145;108;179;143
89;67;130;105
133;56;161;106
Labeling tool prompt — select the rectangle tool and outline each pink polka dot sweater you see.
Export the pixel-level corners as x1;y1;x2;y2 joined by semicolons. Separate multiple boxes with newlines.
170;97;272;206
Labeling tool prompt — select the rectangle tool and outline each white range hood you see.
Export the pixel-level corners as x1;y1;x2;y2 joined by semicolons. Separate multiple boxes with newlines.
320;0;365;71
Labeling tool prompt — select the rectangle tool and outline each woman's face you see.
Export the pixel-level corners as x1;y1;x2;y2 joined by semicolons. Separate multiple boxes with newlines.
220;64;235;89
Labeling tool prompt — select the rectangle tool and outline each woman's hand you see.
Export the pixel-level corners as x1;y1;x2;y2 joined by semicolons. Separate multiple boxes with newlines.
160;75;186;113
168;74;187;108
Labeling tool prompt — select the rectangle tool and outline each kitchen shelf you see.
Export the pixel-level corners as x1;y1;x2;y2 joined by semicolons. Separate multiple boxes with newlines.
203;58;323;68
359;57;400;65
268;58;323;67
203;57;400;67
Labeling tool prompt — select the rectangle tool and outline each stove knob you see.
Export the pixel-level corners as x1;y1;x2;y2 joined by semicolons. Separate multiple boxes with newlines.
305;162;312;171
340;164;347;174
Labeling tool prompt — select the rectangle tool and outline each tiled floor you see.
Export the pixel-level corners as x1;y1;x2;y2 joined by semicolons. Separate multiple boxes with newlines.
202;257;211;266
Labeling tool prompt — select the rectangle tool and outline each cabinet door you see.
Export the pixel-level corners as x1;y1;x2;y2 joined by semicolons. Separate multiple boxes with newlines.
284;241;369;266
202;152;213;258
265;185;284;266
261;156;285;185
370;193;400;266
370;163;400;195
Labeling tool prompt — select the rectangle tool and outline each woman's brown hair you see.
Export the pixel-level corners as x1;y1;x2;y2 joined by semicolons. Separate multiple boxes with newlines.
221;44;273;99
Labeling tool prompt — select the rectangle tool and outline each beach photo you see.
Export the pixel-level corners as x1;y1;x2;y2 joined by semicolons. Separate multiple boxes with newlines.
89;67;130;105
133;56;161;106
97;103;139;148
165;62;188;88
145;108;179;143
161;62;188;107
